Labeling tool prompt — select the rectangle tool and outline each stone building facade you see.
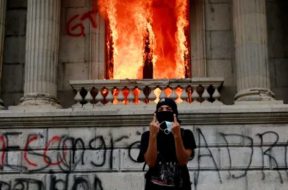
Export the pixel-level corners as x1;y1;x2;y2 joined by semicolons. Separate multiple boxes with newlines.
0;0;288;189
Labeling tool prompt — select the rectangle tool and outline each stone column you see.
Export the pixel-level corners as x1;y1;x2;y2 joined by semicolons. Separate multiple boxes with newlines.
20;0;61;108
0;0;6;109
233;0;275;102
191;0;206;77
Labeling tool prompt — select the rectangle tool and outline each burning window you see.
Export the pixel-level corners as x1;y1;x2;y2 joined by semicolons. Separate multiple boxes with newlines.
97;0;191;80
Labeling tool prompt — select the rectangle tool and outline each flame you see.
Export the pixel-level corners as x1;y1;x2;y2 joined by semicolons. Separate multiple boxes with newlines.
175;0;190;78
97;0;190;79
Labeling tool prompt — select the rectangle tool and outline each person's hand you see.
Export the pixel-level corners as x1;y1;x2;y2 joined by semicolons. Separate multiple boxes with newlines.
172;114;181;138
149;113;160;137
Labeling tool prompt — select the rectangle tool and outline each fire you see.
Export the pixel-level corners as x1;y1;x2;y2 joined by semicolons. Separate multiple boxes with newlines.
97;0;190;79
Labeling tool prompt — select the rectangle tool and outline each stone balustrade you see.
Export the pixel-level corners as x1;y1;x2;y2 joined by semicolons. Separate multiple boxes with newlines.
69;78;224;108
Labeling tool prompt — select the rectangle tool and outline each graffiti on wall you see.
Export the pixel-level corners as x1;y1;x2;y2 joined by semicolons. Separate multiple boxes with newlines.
1;128;288;189
194;129;287;186
0;174;104;190
66;9;98;37
0;132;137;172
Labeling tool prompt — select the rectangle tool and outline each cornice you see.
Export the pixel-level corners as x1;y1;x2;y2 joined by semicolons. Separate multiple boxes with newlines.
1;104;288;128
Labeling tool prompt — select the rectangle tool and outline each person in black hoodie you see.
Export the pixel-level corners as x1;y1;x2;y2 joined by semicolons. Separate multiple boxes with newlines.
138;98;196;190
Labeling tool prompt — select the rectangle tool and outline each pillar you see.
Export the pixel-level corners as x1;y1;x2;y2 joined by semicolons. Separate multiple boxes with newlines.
233;0;275;102
20;0;61;108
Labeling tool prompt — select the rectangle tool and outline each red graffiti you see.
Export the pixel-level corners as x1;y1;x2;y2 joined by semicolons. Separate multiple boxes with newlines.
44;136;67;166
0;132;136;172
0;135;6;167
24;134;39;167
66;9;98;37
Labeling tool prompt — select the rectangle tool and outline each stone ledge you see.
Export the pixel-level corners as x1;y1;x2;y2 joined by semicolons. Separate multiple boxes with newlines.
0;104;288;128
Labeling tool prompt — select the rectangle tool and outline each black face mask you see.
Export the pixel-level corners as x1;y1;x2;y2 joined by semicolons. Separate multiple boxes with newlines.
156;111;174;123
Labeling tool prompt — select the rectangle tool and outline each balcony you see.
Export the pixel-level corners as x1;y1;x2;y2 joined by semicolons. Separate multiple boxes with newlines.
69;78;224;109
1;77;288;127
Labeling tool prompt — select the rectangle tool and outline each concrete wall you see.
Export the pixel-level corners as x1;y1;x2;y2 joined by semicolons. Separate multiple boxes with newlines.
58;0;106;108
1;1;288;189
1;122;288;189
266;0;288;104
1;0;288;107
204;0;235;104
1;0;26;106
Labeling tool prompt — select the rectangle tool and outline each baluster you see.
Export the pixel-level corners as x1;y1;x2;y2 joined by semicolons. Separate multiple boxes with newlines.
159;87;166;101
202;85;210;105
83;88;93;109
137;87;145;104
127;87;134;104
72;90;82;108
212;87;222;105
181;86;189;104
112;87;118;104
169;85;178;101
106;87;114;105
191;85;200;105
90;87;98;106
148;86;157;104
95;87;103;105
185;86;193;103
118;88;125;105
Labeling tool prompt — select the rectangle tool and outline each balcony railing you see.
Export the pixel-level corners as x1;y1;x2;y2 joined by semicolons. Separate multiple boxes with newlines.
69;78;224;109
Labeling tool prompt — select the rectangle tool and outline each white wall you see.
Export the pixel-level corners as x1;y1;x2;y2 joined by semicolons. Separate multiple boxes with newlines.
1;122;288;189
